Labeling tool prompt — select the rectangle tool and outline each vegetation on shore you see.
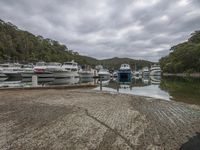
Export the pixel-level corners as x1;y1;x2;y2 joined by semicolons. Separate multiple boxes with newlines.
160;76;200;105
159;31;200;73
0;19;152;70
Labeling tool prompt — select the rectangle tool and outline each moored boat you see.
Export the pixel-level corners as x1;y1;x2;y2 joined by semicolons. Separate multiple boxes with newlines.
98;69;111;81
21;62;54;82
0;63;23;80
118;64;132;83
150;65;162;76
61;60;79;79
142;67;149;76
79;70;94;78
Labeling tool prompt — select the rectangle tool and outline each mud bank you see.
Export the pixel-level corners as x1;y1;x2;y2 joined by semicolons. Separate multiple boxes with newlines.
0;89;200;149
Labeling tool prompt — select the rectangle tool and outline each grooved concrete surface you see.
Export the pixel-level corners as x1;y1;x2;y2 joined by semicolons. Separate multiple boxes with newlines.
0;89;200;150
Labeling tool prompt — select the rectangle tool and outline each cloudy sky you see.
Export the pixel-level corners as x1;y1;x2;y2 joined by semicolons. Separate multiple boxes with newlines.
0;0;200;61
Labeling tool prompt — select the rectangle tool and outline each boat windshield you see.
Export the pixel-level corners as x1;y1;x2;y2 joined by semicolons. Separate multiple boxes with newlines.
121;64;129;67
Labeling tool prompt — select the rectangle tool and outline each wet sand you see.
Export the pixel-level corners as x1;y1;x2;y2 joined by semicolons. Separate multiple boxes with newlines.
0;89;200;149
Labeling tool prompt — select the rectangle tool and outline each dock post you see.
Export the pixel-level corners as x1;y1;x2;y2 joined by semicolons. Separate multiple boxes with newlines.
100;76;102;91
117;82;119;92
32;75;38;87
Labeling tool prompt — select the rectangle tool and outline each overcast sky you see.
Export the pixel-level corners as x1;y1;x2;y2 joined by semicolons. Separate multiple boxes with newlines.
0;0;200;61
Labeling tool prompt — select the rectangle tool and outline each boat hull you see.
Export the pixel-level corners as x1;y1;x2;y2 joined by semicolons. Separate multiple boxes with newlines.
4;72;22;80
79;72;94;78
53;71;79;79
0;73;8;81
98;74;111;81
21;72;54;82
118;69;132;83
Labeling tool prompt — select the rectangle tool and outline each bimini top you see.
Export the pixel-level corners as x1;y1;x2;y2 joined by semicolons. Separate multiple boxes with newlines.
119;64;131;70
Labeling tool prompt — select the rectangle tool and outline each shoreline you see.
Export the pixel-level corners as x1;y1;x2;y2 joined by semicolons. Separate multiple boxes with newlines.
0;83;97;91
163;73;200;77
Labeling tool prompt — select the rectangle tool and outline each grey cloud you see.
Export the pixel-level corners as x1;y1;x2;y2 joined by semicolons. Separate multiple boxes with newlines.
0;0;200;61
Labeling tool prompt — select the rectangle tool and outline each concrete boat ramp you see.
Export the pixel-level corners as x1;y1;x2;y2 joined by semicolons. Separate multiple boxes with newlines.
0;89;200;149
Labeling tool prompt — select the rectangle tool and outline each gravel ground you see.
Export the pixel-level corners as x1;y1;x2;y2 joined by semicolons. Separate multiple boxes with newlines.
0;89;200;150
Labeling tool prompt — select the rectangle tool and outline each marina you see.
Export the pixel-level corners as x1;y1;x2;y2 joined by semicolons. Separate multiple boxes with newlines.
1;1;200;149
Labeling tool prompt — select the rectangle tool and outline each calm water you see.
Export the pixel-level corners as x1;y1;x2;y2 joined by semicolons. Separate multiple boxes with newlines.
94;76;200;106
1;76;200;105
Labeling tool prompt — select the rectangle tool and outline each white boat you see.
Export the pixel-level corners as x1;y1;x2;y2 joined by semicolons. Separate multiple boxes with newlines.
118;64;132;83
61;60;79;79
21;64;34;73
78;69;94;79
98;69;111;81
45;62;80;85
79;70;94;78
133;71;140;77
46;62;69;78
0;68;8;81
21;62;54;82
112;71;118;78
0;63;23;79
150;65;162;76
142;67;149;76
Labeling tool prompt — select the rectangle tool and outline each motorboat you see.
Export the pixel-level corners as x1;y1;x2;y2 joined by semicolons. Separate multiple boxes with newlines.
21;64;34;73
45;62;79;85
79;69;94;79
150;65;162;76
21;62;54;82
98;69;111;81
118;64;132;83
0;63;23;80
133;71;140;77
61;60;79;79
0;68;8;81
79;70;94;78
46;62;69;78
112;71;118;78
142;67;149;76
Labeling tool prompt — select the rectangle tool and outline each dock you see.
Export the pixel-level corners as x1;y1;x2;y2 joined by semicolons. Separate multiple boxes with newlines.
0;89;200;149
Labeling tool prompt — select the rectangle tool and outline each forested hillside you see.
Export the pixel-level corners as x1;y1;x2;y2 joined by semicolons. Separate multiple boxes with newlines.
0;19;87;64
159;31;200;73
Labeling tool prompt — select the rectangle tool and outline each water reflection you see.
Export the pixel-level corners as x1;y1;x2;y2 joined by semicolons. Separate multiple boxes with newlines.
160;76;200;105
95;76;200;105
95;77;171;101
1;75;200;105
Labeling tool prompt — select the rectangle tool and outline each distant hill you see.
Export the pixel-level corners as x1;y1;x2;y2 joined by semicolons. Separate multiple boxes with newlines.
98;57;152;70
0;19;152;69
159;31;200;73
